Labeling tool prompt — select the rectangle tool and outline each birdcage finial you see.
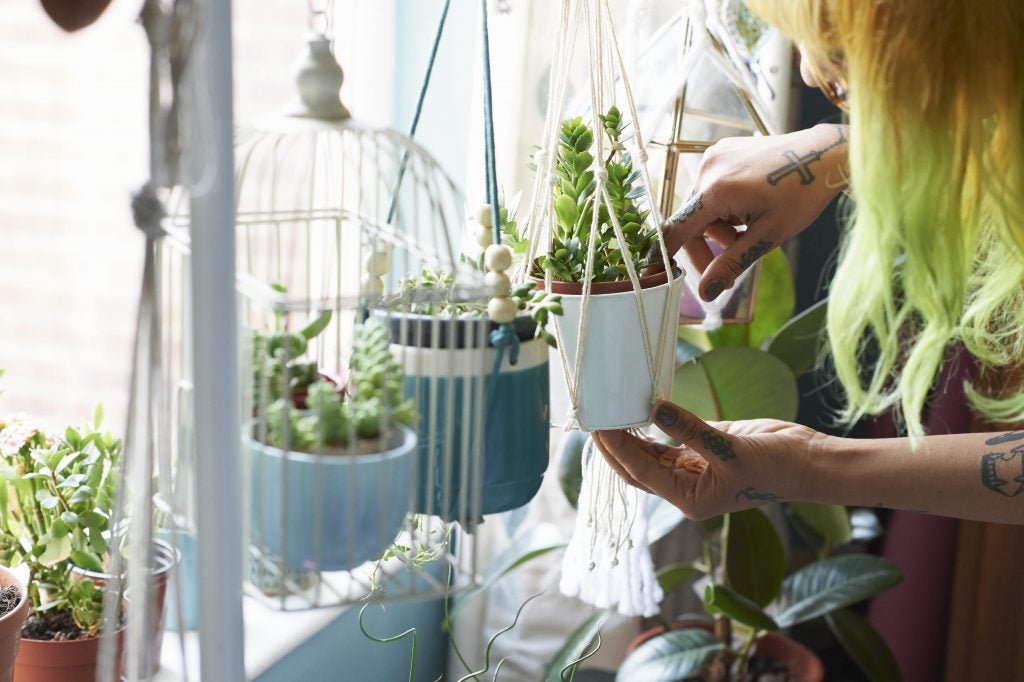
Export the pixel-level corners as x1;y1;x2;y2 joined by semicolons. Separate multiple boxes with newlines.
289;34;351;121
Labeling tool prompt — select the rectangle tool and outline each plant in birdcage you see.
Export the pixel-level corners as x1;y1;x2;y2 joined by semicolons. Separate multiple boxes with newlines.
248;318;418;573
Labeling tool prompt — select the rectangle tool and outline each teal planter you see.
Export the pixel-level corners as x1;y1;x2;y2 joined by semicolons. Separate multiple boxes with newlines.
247;423;416;571
382;313;549;523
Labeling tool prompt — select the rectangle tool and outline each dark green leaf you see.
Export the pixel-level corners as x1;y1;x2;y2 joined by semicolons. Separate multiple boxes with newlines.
704;584;778;632
789;503;852;550
762;298;828;377
656;563;703;595
544;610;609;682
616;629;724;682
826;609;902;682
776;555;903;627
673;347;799;422
726;509;786;606
71;550;104;574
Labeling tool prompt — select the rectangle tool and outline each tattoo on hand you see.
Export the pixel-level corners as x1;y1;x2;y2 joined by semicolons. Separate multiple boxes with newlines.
980;445;1024;498
766;127;847;186
737;240;774;270
666;192;704;226
985;431;1024;446
701;430;736;461
735;487;782;503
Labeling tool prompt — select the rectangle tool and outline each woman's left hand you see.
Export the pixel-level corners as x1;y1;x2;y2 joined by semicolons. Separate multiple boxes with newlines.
593;400;823;519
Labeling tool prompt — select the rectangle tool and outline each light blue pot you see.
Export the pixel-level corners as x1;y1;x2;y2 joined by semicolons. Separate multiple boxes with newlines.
393;331;550;523
247;424;416;571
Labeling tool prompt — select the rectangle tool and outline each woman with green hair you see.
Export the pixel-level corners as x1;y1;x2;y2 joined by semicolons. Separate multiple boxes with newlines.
597;0;1024;525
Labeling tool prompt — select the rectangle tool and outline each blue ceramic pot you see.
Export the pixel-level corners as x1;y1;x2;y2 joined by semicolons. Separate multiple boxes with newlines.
382;313;549;523
247;423;416;571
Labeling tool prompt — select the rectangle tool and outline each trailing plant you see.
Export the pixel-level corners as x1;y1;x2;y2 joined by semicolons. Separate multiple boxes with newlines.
263;319;414;452
540;107;658;284
0;405;121;638
394;266;563;348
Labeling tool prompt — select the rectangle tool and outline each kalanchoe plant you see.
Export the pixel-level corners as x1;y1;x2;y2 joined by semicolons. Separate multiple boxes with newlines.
541;106;659;283
264;319;415;452
0;405;121;638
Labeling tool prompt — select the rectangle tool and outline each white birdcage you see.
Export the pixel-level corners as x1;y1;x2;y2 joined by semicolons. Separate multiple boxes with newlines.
228;23;495;608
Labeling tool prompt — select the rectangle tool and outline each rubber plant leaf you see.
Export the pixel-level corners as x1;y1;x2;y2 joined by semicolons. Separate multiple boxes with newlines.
825;608;902;682
775;555;903;628
726;508;786;607
543;610;609;682
616;628;724;682
761;297;828;377
703;584;778;632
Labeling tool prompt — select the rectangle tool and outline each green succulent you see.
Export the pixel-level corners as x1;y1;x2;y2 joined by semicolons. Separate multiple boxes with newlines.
266;320;414;452
541;106;658;283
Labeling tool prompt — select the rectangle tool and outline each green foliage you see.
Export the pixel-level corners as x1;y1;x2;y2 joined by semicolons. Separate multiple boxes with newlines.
250;302;333;409
265;320;414;452
826;609;902;682
704;584;779;632
395;267;563;347
706;248;795;349
616;629;725;682
541;108;657;283
544;610;609;682
774;555;903;628
0;411;121;636
762;298;828;377
788;502;853;554
725;509;786;607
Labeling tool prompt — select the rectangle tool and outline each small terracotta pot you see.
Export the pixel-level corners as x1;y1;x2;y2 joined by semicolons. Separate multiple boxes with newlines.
0;568;30;682
627;620;824;682
38;0;112;32
71;539;179;676
533;266;673;296
14;629;124;682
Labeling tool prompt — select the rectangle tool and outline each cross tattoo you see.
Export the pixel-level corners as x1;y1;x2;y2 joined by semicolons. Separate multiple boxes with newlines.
767;149;823;186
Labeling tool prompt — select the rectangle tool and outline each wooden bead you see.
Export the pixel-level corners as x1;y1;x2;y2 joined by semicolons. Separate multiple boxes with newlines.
476;224;494;248
363;249;389;277
484;271;511;296
361;275;384;295
487;296;518;323
484;244;513;272
475;204;494;228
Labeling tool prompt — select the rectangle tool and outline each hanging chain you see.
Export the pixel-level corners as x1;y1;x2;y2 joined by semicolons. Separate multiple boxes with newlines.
495;0;512;14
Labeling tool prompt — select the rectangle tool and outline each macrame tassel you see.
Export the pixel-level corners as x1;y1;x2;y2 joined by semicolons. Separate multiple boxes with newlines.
560;437;663;617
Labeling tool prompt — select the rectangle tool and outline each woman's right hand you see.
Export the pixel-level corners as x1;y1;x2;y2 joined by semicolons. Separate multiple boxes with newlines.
662;123;848;301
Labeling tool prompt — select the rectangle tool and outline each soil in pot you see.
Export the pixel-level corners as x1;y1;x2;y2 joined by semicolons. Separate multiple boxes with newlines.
21;610;89;642
0;589;18;621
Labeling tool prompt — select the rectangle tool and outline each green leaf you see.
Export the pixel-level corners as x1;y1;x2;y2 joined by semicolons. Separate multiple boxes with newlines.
672;347;799;422
776;555;903;627
726;509;786;606
544;610;609;682
656;563;703;595
60;511;79;527
92;403;104;429
299;309;332;341
762;298;828;377
450;524;565;619
789;503;852;550
707;249;794;349
556;430;588;509
616;629;724;682
554;195;579;231
70;550;104;574
39;535;72;564
826;609;902;682
704;584;778;632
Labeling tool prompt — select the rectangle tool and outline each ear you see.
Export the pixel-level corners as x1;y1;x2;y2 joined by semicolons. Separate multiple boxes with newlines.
39;0;113;32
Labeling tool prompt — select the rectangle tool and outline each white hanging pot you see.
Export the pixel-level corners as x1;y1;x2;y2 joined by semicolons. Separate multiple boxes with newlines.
540;268;683;430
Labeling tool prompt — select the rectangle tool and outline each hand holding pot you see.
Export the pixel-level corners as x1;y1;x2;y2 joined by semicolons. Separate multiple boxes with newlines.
662;124;848;301
593;400;821;520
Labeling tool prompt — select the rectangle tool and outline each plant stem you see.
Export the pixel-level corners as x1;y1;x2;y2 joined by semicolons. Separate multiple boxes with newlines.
735;629;759;679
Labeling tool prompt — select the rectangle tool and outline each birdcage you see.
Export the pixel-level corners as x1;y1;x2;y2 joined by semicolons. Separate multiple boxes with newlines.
228;20;499;609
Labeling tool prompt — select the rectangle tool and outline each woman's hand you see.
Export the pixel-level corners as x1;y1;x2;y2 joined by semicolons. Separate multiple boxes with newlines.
593;400;824;520
662;124;848;302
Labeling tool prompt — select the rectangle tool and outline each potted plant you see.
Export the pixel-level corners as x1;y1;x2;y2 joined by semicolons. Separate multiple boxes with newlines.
0;410;125;682
0;566;29;682
378;199;562;523
536;107;684;430
248;318;418;572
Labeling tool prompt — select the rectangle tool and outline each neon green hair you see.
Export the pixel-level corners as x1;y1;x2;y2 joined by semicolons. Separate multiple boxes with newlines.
748;0;1024;435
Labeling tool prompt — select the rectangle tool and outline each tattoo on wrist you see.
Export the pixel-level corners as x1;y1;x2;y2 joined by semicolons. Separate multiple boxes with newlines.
980;444;1024;498
735;487;781;503
985;431;1024;446
701;430;736;461
737;240;774;271
766;127;848;186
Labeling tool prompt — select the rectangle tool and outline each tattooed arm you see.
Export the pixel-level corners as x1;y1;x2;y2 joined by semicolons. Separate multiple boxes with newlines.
595;400;1024;525
661;124;849;301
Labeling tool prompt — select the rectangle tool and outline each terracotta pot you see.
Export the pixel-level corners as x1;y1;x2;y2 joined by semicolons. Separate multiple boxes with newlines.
0;568;30;682
532;264;673;296
38;0;112;32
72;539;179;676
14;629;123;682
627;620;824;682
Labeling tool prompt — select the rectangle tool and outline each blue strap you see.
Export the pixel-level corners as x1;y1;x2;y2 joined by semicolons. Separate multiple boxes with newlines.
386;0;453;224
480;0;502;245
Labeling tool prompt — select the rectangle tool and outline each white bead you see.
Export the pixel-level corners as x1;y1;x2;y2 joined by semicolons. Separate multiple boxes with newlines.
363;249;389;277
484;244;513;272
475;204;494;228
487;296;518;323
476;224;493;248
484;270;511;296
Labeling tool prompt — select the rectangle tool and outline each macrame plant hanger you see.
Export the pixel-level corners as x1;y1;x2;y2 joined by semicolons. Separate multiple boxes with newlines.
98;1;197;680
517;0;681;617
